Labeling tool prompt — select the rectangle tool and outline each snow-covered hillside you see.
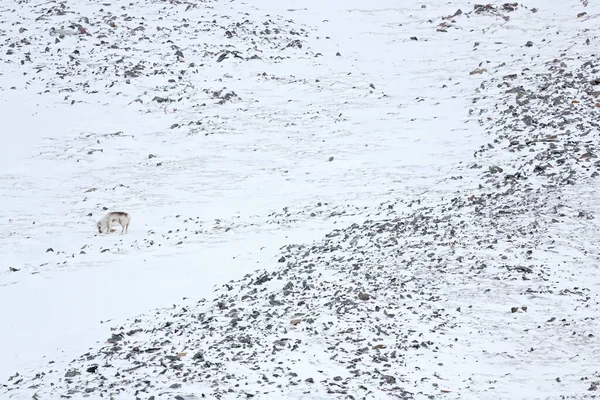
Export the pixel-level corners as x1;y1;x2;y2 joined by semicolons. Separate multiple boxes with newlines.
1;0;599;398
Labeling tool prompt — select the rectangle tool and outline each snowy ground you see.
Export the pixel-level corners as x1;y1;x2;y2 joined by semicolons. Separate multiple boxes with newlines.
1;0;600;399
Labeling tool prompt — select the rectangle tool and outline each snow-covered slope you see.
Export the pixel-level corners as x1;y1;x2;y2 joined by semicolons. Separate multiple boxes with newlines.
1;0;599;398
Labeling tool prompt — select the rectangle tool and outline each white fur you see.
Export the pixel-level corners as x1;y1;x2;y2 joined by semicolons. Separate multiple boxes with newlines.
97;212;131;234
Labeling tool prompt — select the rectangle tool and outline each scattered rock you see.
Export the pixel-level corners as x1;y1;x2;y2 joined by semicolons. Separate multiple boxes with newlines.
86;365;98;373
64;369;80;378
470;68;487;75
358;292;371;301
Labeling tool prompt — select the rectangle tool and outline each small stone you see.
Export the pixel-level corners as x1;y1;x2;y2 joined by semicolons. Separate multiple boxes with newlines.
525;41;533;47
278;256;286;263
521;306;528;312
254;273;271;285
108;333;123;342
46;248;54;253
511;307;519;313
291;319;301;325
86;365;98;373
358;292;371;301
469;68;487;75
64;369;80;378
328;156;334;162
305;377;314;383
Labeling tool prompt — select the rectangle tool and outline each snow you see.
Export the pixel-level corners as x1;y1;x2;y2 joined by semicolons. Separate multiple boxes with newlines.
1;0;600;398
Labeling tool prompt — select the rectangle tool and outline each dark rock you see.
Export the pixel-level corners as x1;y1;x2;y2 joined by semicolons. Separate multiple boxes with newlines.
254;273;271;285
358;292;371;301
64;369;80;378
86;365;98;373
286;39;302;49
152;96;172;103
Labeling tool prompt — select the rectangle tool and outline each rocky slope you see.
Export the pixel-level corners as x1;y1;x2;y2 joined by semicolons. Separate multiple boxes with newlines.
2;0;600;399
